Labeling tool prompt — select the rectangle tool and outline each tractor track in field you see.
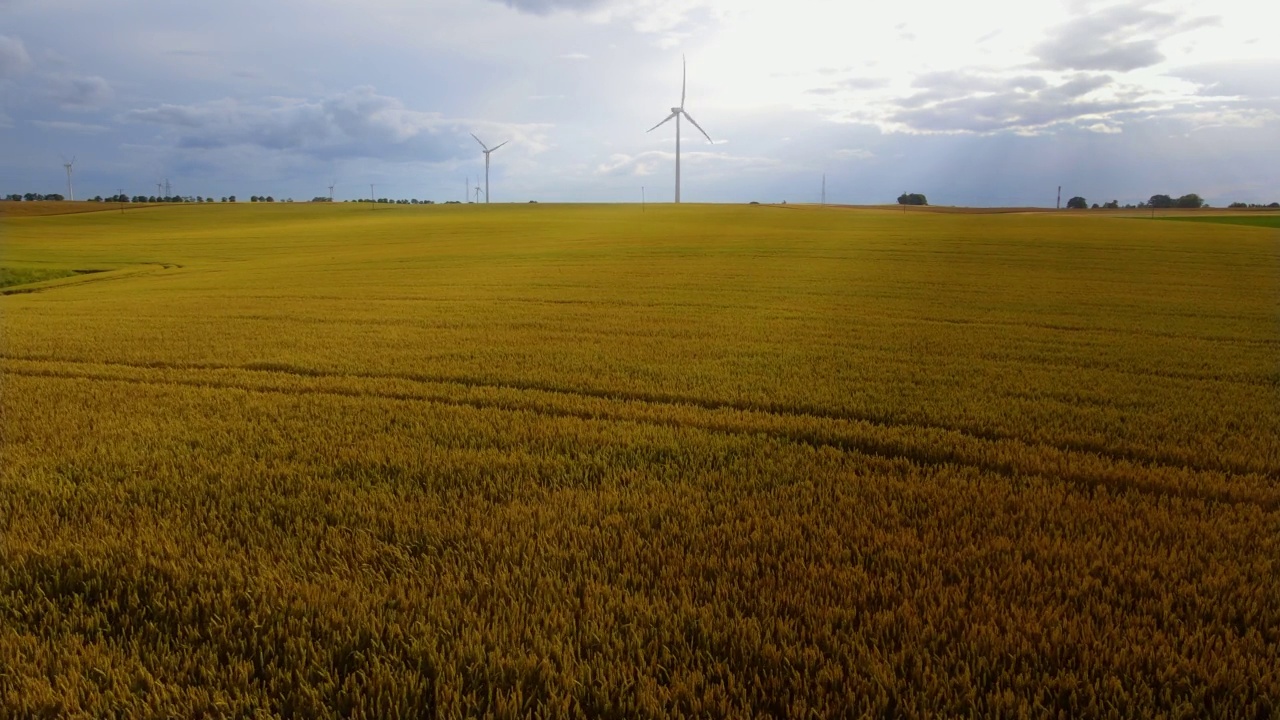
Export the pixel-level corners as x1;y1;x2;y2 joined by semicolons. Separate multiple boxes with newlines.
4;357;1277;508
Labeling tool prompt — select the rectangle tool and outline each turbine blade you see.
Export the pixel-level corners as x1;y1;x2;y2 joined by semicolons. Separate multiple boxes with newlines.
647;112;678;133
681;110;713;143
681;55;687;107
491;140;509;152
471;133;488;151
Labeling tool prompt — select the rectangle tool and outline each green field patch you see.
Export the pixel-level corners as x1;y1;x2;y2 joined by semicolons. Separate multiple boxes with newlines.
0;267;99;289
1158;214;1280;229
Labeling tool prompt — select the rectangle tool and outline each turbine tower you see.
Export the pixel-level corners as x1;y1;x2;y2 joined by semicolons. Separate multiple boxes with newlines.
471;134;508;204
62;157;75;201
647;55;713;203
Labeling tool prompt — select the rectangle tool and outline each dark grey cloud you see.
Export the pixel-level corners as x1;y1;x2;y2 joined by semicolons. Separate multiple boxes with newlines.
1034;2;1219;71
893;94;1132;134
48;74;113;110
892;71;1125;134
0;34;32;78
124;86;518;163
897;72;1059;111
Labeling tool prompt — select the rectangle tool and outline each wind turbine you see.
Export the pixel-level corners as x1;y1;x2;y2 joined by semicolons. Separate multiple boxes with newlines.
62;157;75;201
328;180;335;202
473;179;484;204
471;134;508;204
647;55;713;203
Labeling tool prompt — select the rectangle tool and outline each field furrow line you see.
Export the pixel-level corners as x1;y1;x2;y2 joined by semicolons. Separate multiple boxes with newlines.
6;364;1276;511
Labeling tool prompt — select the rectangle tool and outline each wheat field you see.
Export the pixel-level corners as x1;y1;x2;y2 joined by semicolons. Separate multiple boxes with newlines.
2;202;1277;718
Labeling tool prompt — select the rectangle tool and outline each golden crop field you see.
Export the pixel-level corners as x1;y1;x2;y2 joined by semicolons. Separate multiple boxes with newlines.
2;202;1278;718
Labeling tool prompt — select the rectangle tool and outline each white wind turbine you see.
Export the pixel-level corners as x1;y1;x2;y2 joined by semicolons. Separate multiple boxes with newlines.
471;134;508;204
647;55;713;203
62;156;76;201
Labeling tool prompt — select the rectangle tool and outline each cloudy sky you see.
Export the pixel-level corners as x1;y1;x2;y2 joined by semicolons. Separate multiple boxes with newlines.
2;0;1276;205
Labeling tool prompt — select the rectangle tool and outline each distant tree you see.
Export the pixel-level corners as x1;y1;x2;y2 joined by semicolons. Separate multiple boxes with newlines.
1091;203;1099;209
1175;193;1204;209
1228;202;1247;208
92;195;103;202
1102;200;1119;209
228;195;236;203
5;194;21;201
250;195;259;202
1148;194;1175;209
897;192;928;206
1270;202;1280;208
265;196;274;203
1066;196;1088;209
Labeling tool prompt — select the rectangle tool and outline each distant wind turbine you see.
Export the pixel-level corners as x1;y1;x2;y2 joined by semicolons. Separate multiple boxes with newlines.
328;180;335;202
647;55;713;204
62;156;75;201
474;179;484;204
471;134;509;204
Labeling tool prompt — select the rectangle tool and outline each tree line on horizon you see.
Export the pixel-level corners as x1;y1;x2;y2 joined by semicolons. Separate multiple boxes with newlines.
1066;193;1279;210
4;190;1278;209
3;193;473;205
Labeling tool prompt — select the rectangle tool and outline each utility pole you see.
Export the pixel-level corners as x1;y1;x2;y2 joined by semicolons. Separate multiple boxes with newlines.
822;173;826;205
1056;186;1061;210
117;188;125;214
164;178;171;198
370;183;376;209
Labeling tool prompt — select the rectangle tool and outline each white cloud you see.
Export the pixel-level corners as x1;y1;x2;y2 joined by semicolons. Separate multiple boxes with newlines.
1083;122;1122;134
34;119;111;133
596;148;777;176
0;34;32;78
